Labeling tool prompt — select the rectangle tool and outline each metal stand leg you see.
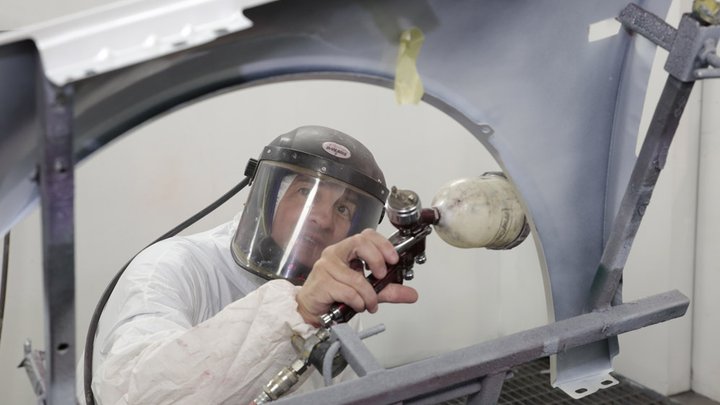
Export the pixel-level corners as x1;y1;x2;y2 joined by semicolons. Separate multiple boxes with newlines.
466;372;507;405
38;81;76;404
330;324;383;377
588;75;695;310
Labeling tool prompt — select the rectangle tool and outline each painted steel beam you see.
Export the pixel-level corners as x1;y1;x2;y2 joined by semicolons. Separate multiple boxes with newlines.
38;82;76;405
276;290;688;405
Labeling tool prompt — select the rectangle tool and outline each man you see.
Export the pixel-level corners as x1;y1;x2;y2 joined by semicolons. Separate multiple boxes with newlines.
81;126;418;404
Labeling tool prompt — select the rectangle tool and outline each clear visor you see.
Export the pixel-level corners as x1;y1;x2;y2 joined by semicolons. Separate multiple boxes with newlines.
231;162;384;284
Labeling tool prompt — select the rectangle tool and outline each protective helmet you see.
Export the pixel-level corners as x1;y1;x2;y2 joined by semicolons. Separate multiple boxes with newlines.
231;126;388;285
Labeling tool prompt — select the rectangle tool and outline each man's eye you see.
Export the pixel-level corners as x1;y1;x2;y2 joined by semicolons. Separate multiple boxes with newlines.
335;204;354;219
297;187;311;196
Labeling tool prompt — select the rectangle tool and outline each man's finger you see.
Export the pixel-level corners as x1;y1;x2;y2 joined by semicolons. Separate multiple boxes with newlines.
324;256;379;313
360;229;399;265
327;282;368;313
348;230;398;279
377;284;419;304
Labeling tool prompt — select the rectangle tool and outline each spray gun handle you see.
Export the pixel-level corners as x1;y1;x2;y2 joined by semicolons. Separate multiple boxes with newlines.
319;224;432;327
319;187;437;328
320;263;406;327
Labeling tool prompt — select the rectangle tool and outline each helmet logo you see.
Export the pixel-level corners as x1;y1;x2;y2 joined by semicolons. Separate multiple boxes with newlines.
322;142;351;159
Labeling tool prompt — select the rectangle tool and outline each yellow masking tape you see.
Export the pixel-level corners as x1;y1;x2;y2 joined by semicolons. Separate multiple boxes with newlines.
395;27;425;105
694;0;720;24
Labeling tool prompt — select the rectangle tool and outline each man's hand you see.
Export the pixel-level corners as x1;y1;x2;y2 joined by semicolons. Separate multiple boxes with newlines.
296;229;419;326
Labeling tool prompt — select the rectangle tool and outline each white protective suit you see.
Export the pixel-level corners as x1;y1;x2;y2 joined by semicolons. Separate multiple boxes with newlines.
77;219;356;405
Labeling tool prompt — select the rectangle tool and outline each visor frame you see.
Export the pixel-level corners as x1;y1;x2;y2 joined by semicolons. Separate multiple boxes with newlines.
259;145;388;204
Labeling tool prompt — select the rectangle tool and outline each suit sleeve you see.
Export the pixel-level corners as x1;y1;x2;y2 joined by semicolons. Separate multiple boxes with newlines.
91;242;316;405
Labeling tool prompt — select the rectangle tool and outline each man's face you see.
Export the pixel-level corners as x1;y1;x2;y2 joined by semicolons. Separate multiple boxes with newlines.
271;175;359;267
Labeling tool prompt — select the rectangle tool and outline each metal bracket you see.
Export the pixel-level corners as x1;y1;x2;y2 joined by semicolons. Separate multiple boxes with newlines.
325;324;385;380
555;371;619;399
617;3;678;50
618;3;720;81
18;340;47;403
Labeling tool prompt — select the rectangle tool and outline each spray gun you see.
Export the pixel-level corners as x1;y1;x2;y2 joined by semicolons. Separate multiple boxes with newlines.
321;172;529;326
251;173;529;404
319;185;440;327
251;186;437;405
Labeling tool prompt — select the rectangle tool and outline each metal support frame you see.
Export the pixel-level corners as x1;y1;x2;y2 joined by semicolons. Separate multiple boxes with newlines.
38;82;76;405
329;325;383;377
466;373;508;405
554;5;704;397
279;290;688;405
324;326;512;404
589;76;694;310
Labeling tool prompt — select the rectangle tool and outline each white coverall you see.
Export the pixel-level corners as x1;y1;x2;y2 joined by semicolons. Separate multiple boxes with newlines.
77;219;354;404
